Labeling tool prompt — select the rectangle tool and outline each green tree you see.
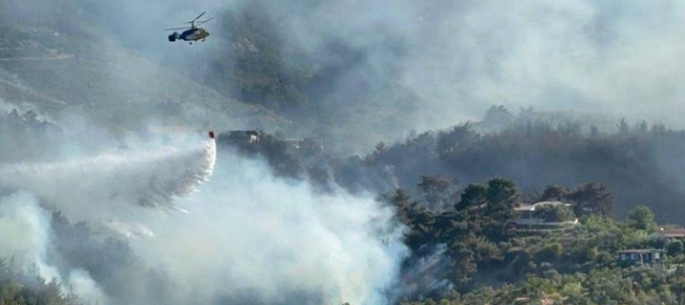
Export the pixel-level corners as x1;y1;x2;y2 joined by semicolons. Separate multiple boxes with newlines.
534;204;575;222
436;123;477;158
384;188;416;225
618;117;630;134
636;120;649;133
537;242;563;262
455;184;488;212
627;205;657;231
484;178;519;222
482;105;514;128
388;188;412;207
539;185;570;202
569;182;613;217
668;240;685;256
418;175;458;210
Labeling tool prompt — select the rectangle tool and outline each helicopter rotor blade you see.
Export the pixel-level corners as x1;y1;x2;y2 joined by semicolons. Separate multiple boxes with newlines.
195;18;213;26
164;27;187;31
191;11;206;23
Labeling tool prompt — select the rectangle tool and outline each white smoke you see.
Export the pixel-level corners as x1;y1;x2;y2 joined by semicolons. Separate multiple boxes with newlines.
67;269;109;305
0;130;407;304
130;150;409;304
0;191;57;279
0;191;109;305
398;244;452;299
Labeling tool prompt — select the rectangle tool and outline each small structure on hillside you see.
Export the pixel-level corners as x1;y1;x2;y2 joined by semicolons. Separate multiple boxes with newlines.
649;228;685;240
618;249;665;265
506;201;579;229
224;130;261;144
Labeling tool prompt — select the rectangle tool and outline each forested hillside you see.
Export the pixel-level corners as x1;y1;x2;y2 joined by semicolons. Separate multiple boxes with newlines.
0;262;84;305
209;112;685;303
357;116;685;222
219;107;685;223
4;0;685;304
386;179;685;305
5;128;685;304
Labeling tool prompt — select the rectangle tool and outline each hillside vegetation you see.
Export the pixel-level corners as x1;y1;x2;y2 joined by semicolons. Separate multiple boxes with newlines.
0;0;286;136
4;0;685;304
209;113;685;303
218;107;685;223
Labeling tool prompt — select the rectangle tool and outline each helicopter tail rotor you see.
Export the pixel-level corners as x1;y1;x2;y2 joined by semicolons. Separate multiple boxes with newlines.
167;32;179;42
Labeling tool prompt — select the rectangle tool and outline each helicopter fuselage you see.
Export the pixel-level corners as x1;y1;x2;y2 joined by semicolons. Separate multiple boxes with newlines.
180;28;209;41
168;28;210;43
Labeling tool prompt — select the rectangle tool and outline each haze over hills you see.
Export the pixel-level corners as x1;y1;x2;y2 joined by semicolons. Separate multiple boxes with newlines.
4;0;685;154
4;0;685;305
0;0;287;140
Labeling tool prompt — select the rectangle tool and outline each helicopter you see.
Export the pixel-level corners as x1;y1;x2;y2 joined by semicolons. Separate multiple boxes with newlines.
165;12;213;44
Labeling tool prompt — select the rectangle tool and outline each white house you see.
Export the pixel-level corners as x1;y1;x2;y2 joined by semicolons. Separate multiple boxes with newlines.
507;201;579;228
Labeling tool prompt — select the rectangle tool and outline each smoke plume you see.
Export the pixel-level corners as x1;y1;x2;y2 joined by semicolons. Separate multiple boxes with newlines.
0;191;110;304
0;128;408;304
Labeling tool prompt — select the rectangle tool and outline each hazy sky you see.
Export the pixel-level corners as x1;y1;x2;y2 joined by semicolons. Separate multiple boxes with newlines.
261;0;685;130
5;0;685;147
2;1;685;303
